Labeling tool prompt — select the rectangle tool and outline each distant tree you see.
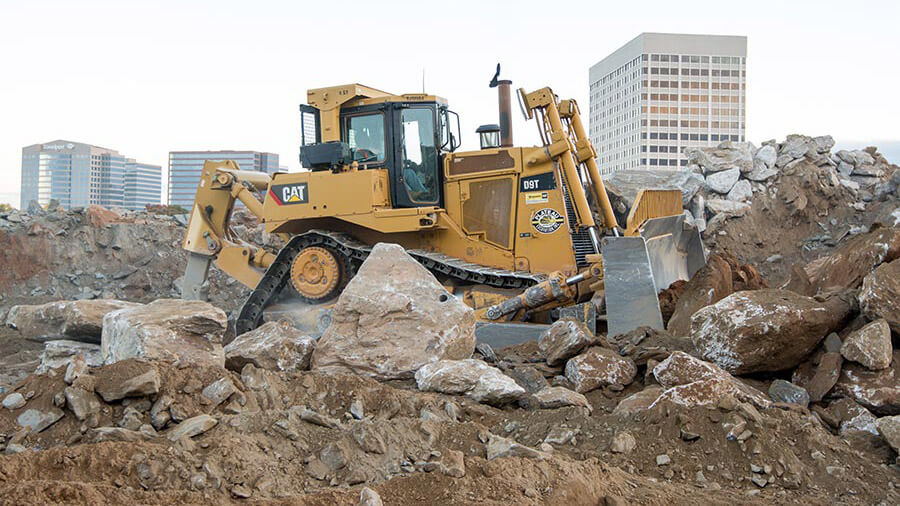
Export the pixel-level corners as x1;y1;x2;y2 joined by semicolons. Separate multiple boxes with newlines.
0;203;13;212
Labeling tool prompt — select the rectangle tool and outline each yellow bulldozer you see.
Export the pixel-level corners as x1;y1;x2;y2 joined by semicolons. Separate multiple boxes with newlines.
181;67;705;341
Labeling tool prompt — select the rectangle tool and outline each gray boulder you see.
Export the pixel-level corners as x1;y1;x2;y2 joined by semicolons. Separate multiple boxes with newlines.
101;299;227;367
415;359;524;405
6;299;140;343
705;168;741;194
312;243;475;380
225;320;316;372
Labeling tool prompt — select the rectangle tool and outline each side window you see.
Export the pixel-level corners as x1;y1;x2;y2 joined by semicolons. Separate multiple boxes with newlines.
400;108;439;204
345;114;386;164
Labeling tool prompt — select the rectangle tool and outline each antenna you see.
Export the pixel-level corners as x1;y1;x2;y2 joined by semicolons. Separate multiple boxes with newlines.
422;68;425;93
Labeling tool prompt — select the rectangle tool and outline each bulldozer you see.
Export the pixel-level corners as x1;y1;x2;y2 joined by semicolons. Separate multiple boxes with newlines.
181;67;705;341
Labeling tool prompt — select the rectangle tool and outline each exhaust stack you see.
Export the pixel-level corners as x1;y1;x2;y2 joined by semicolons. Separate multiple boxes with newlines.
489;64;513;147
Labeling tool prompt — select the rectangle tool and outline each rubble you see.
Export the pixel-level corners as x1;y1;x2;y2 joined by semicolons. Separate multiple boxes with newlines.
415;359;524;405
538;319;594;366
833;351;900;415
768;380;810;408
224;320;316;372
312;243;475;380
564;347;637;394
840;319;892;370
690;290;853;374
858;259;900;334
101;299;227;367
875;415;900;453
651;352;769;408
36;340;102;374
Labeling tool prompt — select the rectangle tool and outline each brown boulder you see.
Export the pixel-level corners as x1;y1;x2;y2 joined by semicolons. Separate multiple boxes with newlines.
840;319;892;370
5;299;140;343
667;254;733;337
564;347;636;393
833;350;900;415
101;299;227;367
796;227;900;295
414;359;524;405
795;352;843;403
859;259;900;334
311;243;475;380
538;319;594;366
690;289;853;374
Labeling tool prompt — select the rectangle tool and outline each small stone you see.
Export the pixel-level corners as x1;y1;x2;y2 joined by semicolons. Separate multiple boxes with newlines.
201;377;236;407
17;408;64;433
167;414;218;441
656;454;671;466
2;393;26;410
750;464;763;473
768;380;810;408
751;475;768;488
358;487;383;506
840;319;892;370
680;428;701;442
611;432;636;454
486;434;544;460
349;399;365;420
64;354;88;384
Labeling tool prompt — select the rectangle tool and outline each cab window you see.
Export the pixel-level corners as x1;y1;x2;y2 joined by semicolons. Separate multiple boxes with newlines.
345;113;385;164
400;108;439;204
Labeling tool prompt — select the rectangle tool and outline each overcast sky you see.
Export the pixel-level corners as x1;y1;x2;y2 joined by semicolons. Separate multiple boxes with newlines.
1;0;898;207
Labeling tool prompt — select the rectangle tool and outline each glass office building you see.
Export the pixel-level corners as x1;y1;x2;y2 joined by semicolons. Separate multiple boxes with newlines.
589;33;747;174
20;140;161;210
124;160;164;210
167;150;280;208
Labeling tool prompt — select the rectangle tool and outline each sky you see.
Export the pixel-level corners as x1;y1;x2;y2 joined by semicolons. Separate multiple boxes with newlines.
1;0;898;207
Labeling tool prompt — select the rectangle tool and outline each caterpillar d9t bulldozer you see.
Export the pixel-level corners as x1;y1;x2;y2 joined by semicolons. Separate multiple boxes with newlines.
181;68;705;339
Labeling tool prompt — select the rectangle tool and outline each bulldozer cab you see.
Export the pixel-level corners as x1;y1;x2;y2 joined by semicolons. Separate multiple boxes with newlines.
300;85;460;209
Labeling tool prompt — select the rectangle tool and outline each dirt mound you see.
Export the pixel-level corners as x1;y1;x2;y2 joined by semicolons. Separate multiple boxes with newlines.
0;354;896;505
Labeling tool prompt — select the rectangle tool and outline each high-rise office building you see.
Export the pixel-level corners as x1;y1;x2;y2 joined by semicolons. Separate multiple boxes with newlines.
167;150;280;208
124;160;163;210
589;33;747;174
20;140;161;210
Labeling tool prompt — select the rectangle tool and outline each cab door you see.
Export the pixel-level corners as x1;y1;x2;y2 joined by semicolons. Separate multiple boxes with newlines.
392;105;443;208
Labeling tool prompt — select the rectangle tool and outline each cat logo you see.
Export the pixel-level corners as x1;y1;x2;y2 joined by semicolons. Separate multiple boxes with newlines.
269;183;309;205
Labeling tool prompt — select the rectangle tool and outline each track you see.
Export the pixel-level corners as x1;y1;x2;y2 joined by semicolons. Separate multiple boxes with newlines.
235;230;544;335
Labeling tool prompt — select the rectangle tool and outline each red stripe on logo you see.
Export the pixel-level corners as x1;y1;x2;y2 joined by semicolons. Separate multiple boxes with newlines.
268;189;283;205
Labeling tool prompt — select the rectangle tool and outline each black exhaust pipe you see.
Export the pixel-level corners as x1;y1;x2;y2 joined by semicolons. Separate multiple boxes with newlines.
490;64;513;148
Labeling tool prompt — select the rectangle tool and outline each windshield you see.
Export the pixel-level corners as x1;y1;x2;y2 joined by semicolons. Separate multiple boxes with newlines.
400;107;439;204
345;113;385;164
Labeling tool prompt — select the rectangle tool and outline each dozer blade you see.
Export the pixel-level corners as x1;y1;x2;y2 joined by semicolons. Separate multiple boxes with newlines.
601;236;664;338
639;214;706;292
602;214;706;338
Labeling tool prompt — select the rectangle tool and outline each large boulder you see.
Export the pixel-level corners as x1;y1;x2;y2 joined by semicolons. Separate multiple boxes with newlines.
101;299;227;367
686;142;754;174
705;168;741;194
652;351;769;408
667;254;734;337
564;347;636;393
415;359;524;405
224;320;316;372
795;228;900;296
840;319;892;370
876;415;900;454
538;319;594;366
859;259;900;334
833;351;900;415
6;299;140;343
690;290;853;374
311;243;475;380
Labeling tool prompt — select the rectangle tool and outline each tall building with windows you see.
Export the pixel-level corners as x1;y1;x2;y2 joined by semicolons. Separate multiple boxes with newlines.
589;33;747;174
167;150;280;208
20;140;161;210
